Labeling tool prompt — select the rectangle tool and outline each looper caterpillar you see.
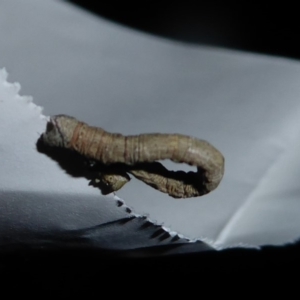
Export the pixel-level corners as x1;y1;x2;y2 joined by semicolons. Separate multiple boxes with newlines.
42;115;224;198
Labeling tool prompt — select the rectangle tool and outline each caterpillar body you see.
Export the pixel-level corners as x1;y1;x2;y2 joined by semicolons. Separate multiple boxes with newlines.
42;115;224;198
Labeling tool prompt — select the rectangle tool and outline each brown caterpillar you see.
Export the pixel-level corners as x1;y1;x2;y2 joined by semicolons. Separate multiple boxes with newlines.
42;115;224;198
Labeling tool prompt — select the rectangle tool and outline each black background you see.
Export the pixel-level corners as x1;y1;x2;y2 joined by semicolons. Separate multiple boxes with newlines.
67;1;300;60
1;241;299;292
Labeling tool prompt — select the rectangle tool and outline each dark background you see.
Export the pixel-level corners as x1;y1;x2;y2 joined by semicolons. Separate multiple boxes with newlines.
67;1;300;60
1;241;299;292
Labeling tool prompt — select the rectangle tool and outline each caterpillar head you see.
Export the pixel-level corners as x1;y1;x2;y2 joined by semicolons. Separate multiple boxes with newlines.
42;114;79;148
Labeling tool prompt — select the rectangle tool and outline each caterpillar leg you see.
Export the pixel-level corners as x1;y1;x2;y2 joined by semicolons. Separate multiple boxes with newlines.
89;171;130;195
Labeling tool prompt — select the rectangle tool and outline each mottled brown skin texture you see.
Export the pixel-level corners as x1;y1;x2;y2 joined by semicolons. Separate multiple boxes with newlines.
42;115;225;198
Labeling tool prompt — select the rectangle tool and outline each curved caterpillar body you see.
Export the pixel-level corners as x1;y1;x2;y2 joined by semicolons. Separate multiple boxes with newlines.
42;115;224;198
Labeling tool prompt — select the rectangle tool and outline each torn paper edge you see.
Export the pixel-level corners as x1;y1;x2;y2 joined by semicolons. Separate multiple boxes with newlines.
113;194;208;244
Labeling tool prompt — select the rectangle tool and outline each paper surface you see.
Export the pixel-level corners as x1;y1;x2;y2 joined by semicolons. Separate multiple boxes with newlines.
1;0;300;248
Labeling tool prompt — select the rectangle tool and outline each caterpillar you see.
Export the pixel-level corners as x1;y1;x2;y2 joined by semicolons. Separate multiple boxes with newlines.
42;115;224;198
